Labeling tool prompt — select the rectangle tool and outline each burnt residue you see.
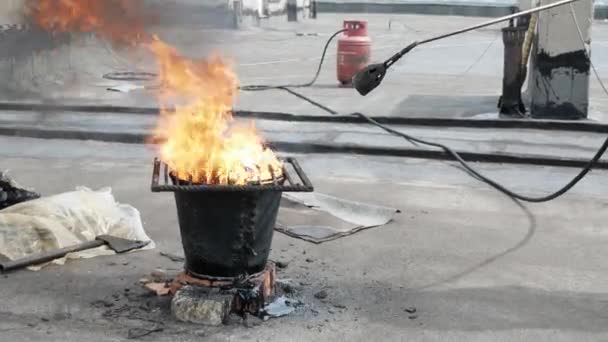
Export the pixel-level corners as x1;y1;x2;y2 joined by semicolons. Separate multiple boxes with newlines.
531;49;590;119
531;101;586;120
535;49;590;76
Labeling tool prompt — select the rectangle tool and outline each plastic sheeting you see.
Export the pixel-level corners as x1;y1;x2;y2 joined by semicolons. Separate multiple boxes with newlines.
0;187;154;270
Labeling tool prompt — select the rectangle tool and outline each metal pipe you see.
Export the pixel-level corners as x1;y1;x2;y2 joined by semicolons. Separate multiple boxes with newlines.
521;10;539;68
419;0;581;46
354;0;584;95
386;0;584;68
0;240;104;272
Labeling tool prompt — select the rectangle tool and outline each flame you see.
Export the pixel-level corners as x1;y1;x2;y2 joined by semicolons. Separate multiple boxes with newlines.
149;38;283;184
26;1;283;185
25;0;151;44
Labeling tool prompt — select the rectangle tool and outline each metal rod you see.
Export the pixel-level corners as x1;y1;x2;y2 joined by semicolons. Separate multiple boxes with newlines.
150;158;314;192
282;165;296;186
288;158;314;189
270;167;278;185
257;166;263;184
0;240;105;272
384;0;583;68
163;163;168;185
419;0;582;46
152;158;160;189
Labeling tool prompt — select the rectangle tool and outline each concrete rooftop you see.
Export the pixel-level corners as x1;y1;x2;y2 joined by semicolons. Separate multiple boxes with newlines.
1;11;608;342
1;136;608;341
3;13;608;121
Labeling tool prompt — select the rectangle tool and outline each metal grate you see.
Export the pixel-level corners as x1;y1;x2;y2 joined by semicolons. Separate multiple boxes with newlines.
151;157;313;192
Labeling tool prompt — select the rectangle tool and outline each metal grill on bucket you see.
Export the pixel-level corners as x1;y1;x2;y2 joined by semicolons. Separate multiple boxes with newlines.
152;157;313;193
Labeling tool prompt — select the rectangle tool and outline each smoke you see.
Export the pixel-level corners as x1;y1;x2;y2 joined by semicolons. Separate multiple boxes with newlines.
0;1;235;101
23;0;156;45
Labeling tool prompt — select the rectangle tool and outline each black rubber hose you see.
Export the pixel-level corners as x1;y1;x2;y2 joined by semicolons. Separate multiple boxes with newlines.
240;28;347;91
93;23;608;203
235;26;608;203
353;113;608;203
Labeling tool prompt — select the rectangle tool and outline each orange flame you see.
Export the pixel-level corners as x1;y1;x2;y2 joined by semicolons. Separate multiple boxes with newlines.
25;0;152;44
26;1;283;185
149;38;283;184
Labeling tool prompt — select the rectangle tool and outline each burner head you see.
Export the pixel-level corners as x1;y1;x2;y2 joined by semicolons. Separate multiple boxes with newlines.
352;63;386;96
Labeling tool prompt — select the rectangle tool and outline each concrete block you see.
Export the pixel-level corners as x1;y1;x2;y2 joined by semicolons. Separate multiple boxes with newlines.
171;286;233;326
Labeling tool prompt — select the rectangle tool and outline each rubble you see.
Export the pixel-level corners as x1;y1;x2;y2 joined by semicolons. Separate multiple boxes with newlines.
331;302;347;309
91;299;115;308
278;281;296;295
159;252;185;262
127;325;164;339
150;268;167;282
244;313;264;328
275;260;289;269
314;290;328;300
224;313;243;326
263;296;300;318
144;282;171;296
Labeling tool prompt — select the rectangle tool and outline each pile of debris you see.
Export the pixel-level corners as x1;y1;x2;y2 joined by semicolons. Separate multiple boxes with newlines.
0;173;40;210
142;263;303;327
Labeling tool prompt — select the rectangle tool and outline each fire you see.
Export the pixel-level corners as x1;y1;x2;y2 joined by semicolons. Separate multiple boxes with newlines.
25;1;283;185
149;38;283;184
25;0;151;44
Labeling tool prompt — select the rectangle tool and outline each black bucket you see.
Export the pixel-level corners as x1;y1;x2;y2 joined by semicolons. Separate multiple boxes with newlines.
173;189;281;278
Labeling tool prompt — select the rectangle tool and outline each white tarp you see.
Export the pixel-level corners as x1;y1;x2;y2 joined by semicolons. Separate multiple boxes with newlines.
0;187;154;270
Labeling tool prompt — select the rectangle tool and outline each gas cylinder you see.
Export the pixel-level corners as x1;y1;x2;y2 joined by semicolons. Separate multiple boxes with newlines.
337;20;371;86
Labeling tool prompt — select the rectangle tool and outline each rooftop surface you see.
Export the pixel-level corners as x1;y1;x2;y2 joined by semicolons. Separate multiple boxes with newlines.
0;12;607;342
3;13;608;120
1;136;607;341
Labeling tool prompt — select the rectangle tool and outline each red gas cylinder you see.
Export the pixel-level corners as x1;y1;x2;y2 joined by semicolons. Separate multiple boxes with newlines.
337;20;371;86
